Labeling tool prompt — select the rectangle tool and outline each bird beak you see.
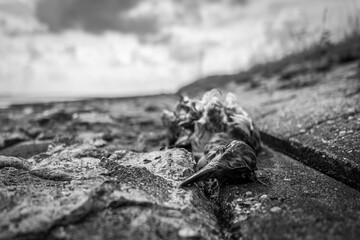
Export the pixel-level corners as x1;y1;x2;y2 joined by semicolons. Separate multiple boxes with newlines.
179;166;215;188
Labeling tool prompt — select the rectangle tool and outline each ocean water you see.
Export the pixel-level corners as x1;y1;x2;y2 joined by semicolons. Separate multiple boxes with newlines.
0;95;84;109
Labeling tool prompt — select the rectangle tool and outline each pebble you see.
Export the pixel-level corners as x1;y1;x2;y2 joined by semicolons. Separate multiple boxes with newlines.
178;227;199;238
51;226;67;239
259;194;268;200
237;215;248;222
61;191;71;196
270;206;281;213
321;139;329;144
339;131;346;136
254;203;262;208
245;191;252;196
242;201;252;206
94;139;107;147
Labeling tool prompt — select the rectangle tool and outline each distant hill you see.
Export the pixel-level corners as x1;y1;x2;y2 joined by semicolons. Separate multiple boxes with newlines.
177;73;251;97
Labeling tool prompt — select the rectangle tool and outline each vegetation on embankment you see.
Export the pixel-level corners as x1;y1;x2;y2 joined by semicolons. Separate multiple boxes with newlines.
179;13;360;96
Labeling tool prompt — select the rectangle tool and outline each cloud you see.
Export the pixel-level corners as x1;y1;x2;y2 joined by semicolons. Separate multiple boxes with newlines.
0;29;194;97
1;0;355;99
35;0;158;35
0;1;46;35
34;0;249;37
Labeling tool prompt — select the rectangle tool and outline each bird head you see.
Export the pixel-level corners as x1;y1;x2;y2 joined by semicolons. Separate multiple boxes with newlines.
214;140;257;171
179;140;256;187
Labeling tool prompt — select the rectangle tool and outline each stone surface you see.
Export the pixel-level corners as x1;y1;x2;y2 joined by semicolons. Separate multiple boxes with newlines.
0;96;221;240
1;76;360;239
0;140;51;159
0;148;220;240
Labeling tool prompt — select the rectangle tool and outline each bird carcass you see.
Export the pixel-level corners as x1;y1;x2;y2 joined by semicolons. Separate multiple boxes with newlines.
162;89;261;187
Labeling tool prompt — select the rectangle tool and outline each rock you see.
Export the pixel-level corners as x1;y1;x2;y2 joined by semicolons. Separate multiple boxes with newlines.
135;131;168;152
35;109;73;125
0;145;220;240
0;132;29;150
73;112;115;124
145;104;161;112
0;97;221;240
236;215;248;222
270;206;281;213
259;194;268;200
178;227;200;239
0;140;50;159
0;155;32;170
94;139;107;148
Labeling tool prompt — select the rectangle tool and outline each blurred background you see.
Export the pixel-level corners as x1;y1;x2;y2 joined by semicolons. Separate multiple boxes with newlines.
0;0;358;106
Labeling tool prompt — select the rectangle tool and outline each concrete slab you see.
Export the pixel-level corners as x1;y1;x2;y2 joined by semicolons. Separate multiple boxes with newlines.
222;62;360;190
219;145;360;240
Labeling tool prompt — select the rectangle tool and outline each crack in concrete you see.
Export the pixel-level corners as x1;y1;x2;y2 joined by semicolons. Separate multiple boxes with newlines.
260;131;360;191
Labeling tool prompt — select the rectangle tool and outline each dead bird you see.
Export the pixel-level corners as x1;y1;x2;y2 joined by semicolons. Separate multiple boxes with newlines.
191;92;261;160
162;89;262;187
175;95;203;130
179;140;257;187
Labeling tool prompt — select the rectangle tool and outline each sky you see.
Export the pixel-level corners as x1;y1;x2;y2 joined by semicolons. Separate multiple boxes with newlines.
0;0;358;98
